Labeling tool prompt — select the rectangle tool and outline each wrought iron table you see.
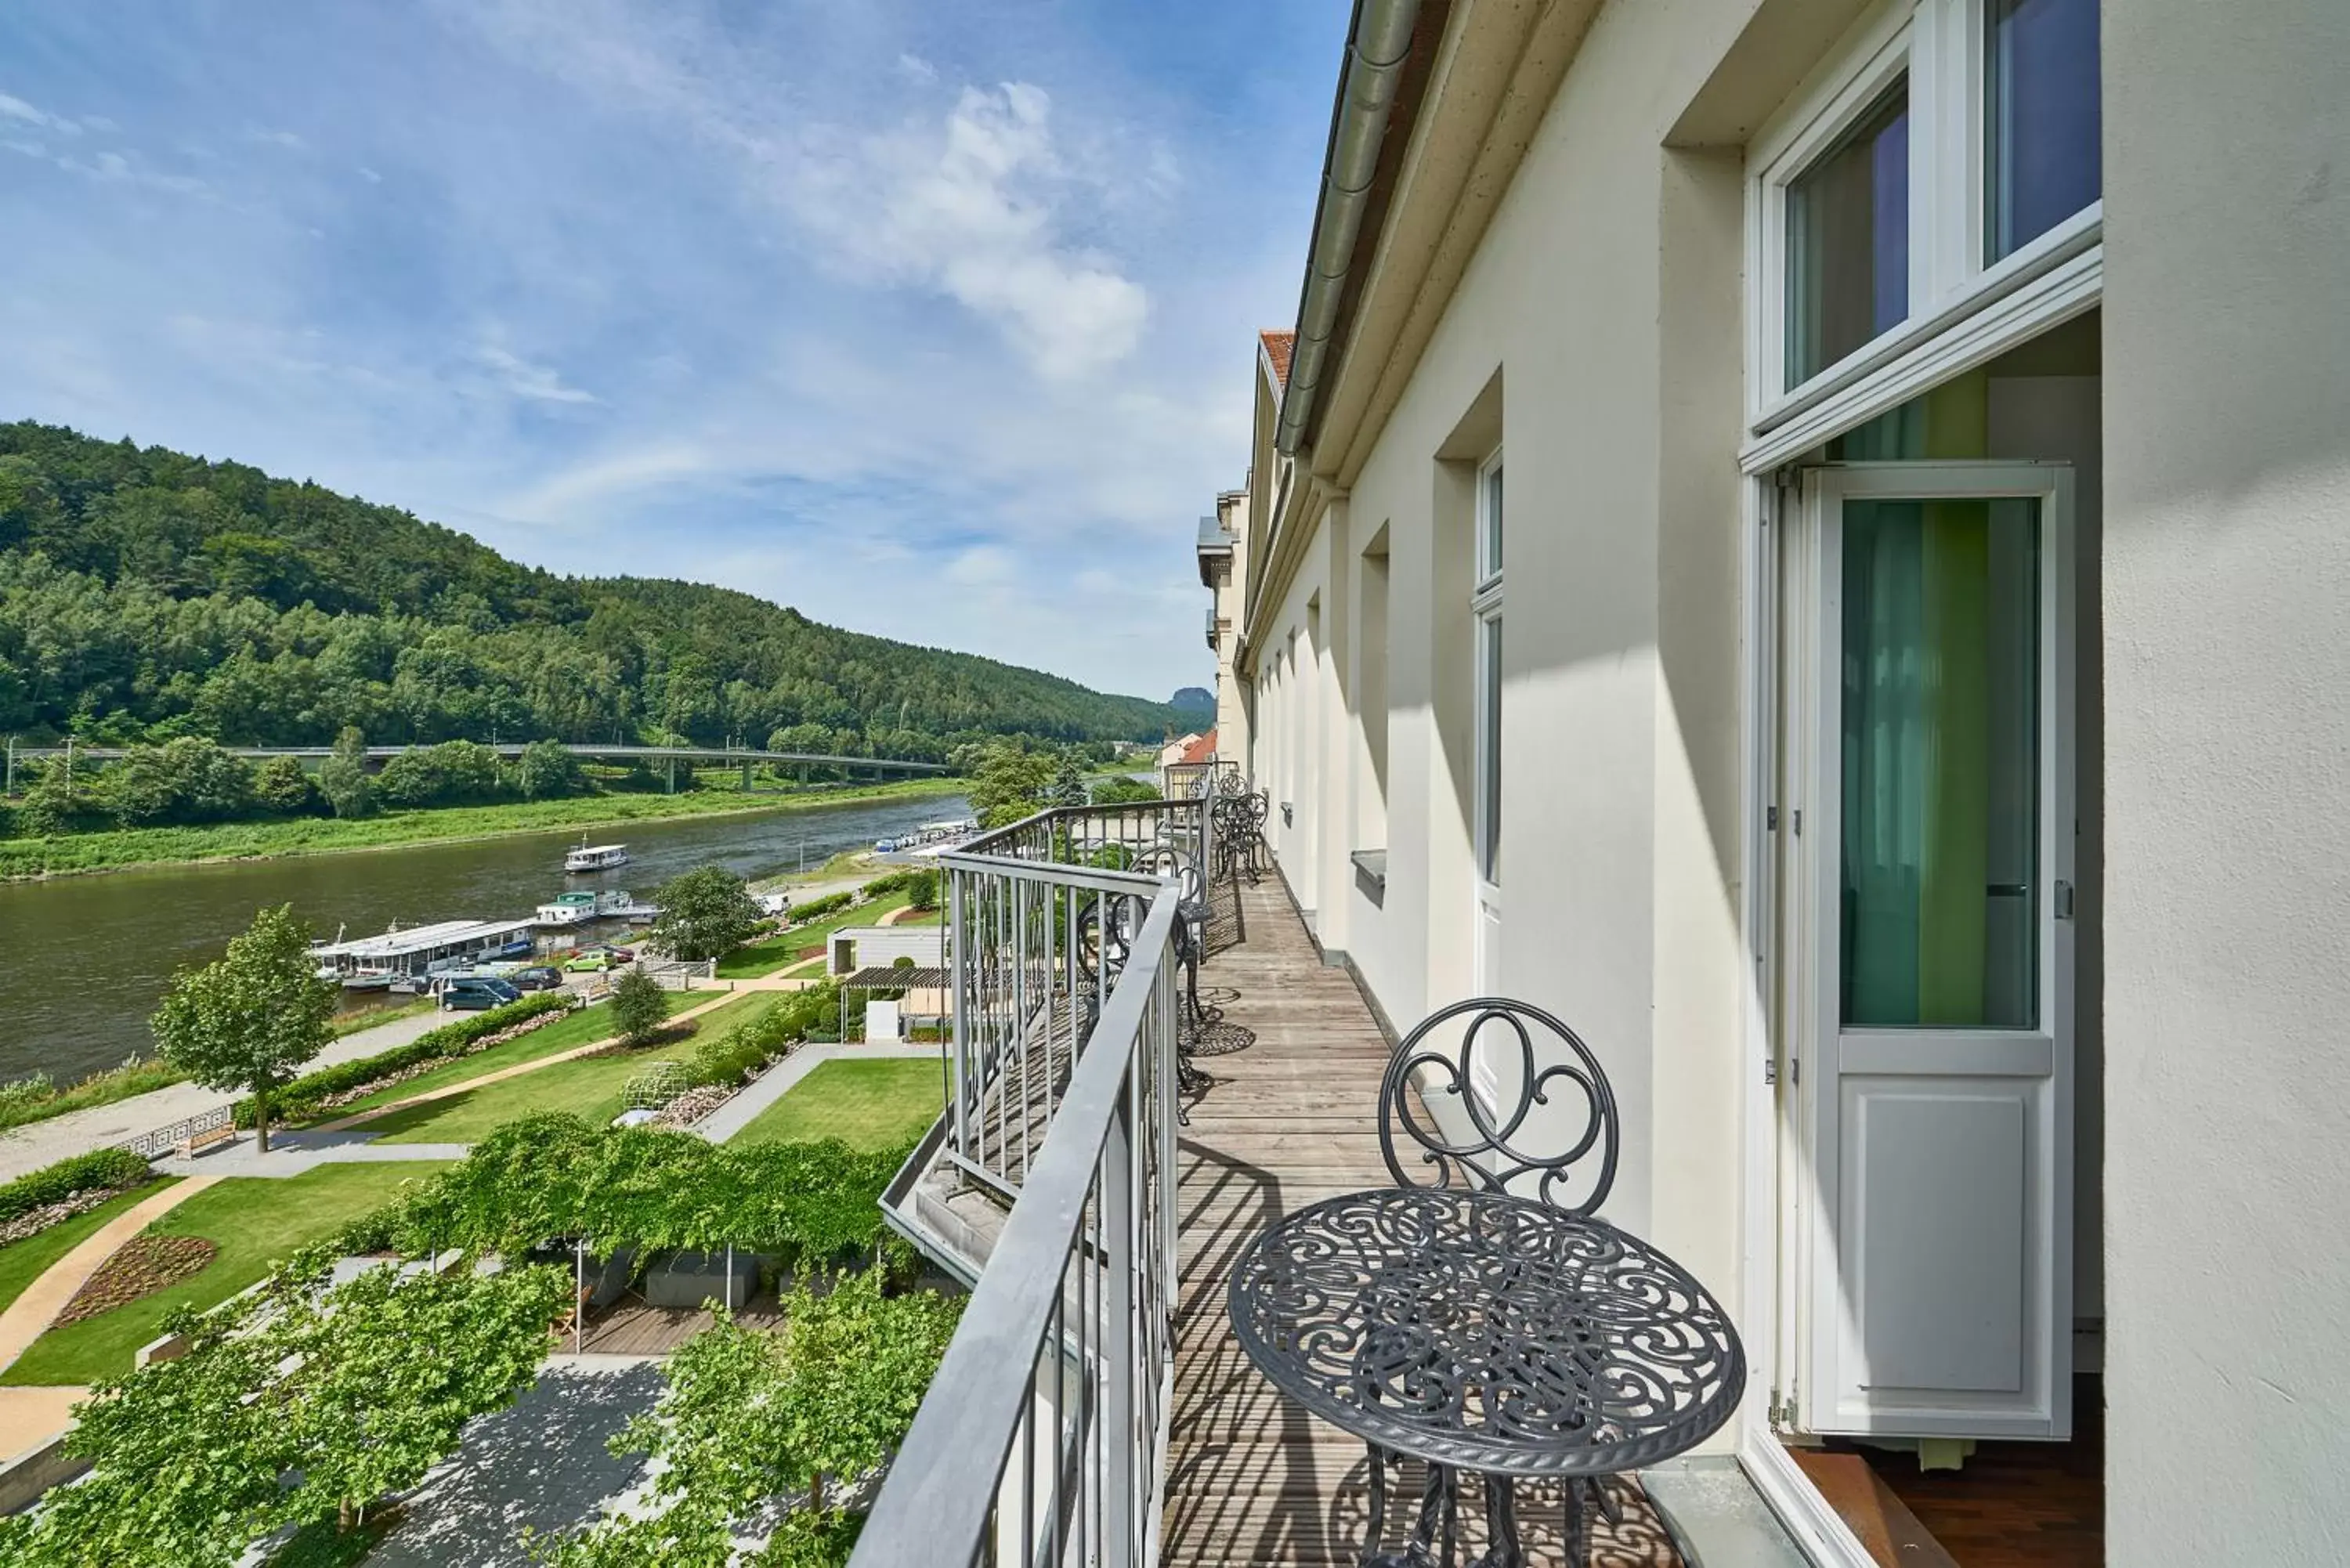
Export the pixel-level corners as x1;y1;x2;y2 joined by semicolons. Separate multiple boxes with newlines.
1228;1186;1744;1567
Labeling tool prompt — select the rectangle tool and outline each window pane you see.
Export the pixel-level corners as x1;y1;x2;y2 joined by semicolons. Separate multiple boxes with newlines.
1839;497;2039;1028
1478;615;1502;884
1481;464;1505;580
1786;81;1911;389
1987;0;2101;261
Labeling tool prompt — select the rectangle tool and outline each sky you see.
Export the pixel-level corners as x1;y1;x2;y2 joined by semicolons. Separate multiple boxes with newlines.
0;1;1348;703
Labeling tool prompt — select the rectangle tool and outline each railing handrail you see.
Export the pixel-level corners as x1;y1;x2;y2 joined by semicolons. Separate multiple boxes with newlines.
935;844;1170;896
956;798;1206;860
851;888;1179;1564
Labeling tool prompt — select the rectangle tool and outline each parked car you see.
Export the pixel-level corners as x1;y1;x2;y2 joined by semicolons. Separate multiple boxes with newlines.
562;948;616;973
441;976;523;1011
508;965;565;992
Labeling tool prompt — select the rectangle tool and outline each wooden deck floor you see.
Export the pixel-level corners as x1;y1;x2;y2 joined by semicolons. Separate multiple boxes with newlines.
1164;876;1685;1568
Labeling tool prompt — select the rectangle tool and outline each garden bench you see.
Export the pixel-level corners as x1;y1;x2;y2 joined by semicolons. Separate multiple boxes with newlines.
181;1123;234;1158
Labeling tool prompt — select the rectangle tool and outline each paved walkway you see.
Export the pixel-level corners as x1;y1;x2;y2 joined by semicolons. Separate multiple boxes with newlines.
0;1007;451;1184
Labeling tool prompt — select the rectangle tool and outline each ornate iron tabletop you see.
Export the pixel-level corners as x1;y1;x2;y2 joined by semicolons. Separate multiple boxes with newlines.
1228;1187;1744;1479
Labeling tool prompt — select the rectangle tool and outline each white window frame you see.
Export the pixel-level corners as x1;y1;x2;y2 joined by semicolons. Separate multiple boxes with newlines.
1741;0;2103;473
1471;450;1504;890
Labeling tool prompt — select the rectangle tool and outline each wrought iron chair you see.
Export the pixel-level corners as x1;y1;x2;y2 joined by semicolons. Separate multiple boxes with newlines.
1376;996;1624;1564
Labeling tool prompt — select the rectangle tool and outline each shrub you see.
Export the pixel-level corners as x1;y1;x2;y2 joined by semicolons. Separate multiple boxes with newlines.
231;992;569;1128
786;891;853;924
252;754;320;815
859;870;910;898
905;869;939;911
609;968;668;1046
0;1147;152;1226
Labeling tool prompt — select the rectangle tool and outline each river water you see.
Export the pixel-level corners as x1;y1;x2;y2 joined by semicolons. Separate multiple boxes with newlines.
0;792;970;1086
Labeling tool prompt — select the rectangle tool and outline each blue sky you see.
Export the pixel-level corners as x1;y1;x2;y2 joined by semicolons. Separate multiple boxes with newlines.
0;1;1347;701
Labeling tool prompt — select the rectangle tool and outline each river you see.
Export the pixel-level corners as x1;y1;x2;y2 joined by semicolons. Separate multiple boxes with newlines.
0;791;970;1087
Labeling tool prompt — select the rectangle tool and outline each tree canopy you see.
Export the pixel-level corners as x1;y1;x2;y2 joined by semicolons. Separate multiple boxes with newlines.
0;421;1181;752
150;903;334;1152
649;865;765;963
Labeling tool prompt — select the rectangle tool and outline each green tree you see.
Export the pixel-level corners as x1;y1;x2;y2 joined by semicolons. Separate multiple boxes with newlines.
608;966;667;1047
514;737;586;800
965;742;1056;829
1089;774;1161;805
649;865;765;962
150;904;333;1153
316;726;374;819
0;1252;568;1567
252;753;319;815
533;1269;958;1566
1047;750;1087;809
904;869;939;912
103;738;257;826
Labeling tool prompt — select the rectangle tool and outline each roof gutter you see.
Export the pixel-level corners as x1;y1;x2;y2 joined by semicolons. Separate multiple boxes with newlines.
1275;0;1423;458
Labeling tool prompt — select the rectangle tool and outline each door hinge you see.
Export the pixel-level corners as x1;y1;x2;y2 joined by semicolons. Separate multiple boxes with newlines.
1766;804;1779;833
1770;1386;1799;1429
1791;807;1802;836
1763;1057;1777;1086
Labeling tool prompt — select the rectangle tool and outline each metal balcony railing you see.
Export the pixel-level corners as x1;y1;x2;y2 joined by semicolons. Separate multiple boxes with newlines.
852;804;1188;1568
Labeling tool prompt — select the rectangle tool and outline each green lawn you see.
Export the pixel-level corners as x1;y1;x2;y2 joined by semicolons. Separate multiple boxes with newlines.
729;1058;943;1151
2;1163;448;1386
0;1180;183;1318
718;892;920;979
320;990;702;1118
364;1047;692;1144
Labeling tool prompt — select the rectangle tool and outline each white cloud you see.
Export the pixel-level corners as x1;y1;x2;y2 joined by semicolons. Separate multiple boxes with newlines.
475;344;598;405
895;52;937;86
0;90;75;133
837;83;1148;380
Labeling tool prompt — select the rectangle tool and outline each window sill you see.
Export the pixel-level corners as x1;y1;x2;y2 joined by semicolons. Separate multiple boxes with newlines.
1350;849;1387;907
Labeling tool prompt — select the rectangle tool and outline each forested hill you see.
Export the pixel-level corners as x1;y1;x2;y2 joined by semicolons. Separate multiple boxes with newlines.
0;421;1179;757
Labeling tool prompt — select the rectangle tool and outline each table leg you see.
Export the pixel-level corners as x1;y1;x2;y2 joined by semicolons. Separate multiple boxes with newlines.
1361;1443;1392;1568
1468;1473;1523;1568
1405;1463;1455;1568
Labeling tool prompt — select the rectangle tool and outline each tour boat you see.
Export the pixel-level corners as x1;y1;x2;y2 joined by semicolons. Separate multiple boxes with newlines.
564;841;630;873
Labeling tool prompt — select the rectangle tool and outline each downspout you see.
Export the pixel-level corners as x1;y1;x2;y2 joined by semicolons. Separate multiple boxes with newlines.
1276;0;1423;458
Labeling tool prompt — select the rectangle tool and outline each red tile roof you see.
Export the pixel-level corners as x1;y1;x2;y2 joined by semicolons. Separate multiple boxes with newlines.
1180;729;1218;766
1259;331;1294;389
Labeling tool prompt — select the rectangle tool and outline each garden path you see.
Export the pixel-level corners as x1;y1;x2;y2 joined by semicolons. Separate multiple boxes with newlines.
0;1176;221;1375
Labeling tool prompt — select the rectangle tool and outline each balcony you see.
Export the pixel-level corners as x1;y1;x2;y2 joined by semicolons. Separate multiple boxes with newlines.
856;805;1789;1568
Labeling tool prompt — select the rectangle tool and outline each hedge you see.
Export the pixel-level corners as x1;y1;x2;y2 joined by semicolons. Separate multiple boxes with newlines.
786;891;855;925
0;1147;152;1226
685;982;842;1089
233;992;573;1128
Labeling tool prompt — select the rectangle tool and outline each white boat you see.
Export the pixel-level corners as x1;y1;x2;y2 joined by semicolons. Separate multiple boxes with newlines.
535;892;601;928
565;841;630;873
309;917;540;985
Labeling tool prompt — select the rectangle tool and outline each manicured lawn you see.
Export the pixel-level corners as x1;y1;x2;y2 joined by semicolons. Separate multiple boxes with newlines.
323;991;701;1117
729;1058;943;1151
0;1180;183;1318
365;1048;692;1144
1;1163;449;1386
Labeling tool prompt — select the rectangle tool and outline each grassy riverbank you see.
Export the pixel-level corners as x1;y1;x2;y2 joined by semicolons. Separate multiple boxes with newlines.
0;777;967;881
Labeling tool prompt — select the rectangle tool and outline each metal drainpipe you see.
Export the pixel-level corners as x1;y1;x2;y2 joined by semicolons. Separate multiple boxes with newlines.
1276;0;1423;457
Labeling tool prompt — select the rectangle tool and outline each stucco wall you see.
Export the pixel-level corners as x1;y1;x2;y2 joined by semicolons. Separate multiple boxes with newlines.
1250;0;1759;1286
2102;0;2350;1556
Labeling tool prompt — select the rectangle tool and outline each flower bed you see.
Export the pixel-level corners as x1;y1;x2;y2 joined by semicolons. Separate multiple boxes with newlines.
56;1234;217;1325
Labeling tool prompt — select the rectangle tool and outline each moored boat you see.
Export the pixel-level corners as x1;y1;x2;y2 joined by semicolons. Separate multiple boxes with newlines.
564;840;630;873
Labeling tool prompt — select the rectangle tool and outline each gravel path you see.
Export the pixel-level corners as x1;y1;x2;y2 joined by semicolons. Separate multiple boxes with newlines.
0;1007;453;1184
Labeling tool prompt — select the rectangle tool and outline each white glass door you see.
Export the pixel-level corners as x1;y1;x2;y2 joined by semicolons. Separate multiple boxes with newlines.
1790;461;2075;1439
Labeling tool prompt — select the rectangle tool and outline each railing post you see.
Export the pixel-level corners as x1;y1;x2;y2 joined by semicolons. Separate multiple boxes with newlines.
1101;1060;1137;1563
950;866;969;1158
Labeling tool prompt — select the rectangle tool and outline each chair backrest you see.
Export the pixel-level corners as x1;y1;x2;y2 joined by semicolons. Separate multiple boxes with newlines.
1378;996;1619;1216
1135;844;1205;907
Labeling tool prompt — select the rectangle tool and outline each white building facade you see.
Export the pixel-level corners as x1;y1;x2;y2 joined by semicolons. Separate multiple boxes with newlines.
1217;0;2350;1561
